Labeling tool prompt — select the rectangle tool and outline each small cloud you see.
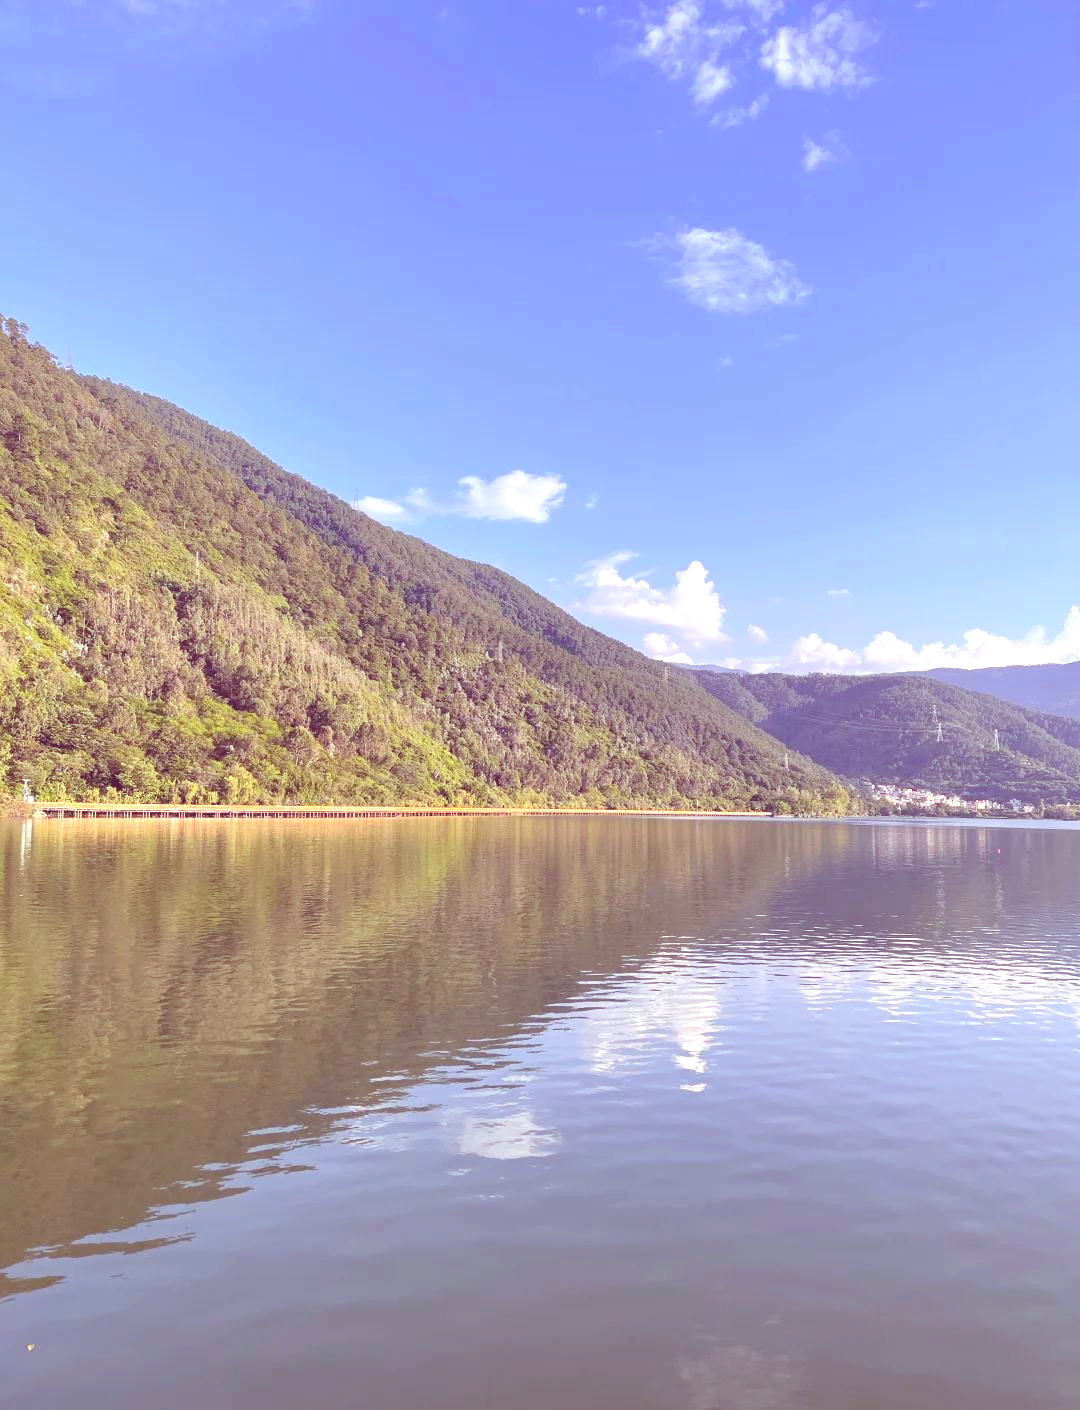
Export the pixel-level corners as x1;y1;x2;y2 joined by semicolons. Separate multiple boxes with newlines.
584;492;599;510
644;632;694;664
748;624;768;643
353;496;410;524
826;586;851;597
761;4;877;90
802;131;846;172
712;92;770;128
455;471;566;522
770;331;799;346
575;552;726;647
393;472;567;524
576;3;607;15
792;632;861;671
718;353;734;368
633;1;745;110
650;227;810;316
357;473;566;526
692;57;734;104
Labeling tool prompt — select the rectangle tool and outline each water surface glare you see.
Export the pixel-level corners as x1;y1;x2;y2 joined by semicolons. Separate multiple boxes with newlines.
4;816;1080;1409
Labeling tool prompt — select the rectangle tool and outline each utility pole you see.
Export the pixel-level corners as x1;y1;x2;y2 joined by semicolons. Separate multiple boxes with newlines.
936;722;943;743
783;749;789;770
994;728;1000;751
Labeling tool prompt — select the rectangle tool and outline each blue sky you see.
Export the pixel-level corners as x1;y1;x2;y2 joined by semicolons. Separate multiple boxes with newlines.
3;0;1079;672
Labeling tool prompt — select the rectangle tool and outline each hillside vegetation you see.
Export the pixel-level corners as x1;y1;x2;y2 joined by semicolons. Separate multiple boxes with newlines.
692;669;1080;806
0;317;850;812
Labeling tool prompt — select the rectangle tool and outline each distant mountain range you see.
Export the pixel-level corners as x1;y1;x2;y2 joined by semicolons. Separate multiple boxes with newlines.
692;669;1080;806
0;317;847;813
926;663;1080;721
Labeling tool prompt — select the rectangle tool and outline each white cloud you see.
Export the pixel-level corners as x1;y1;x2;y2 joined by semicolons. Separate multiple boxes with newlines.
826;586;851;597
712;91;770;127
718;353;734;368
628;2;875;113
454;470;566;522
632;0;746;108
761;4;877;90
644;632;695;663
352;495;409;524
692;57;734;103
788;607;1080;675
585;492;599;510
802;132;844;171
653;227;810;315
748;624;768;643
575;552;726;647
359;472;566;526
792;632;862;671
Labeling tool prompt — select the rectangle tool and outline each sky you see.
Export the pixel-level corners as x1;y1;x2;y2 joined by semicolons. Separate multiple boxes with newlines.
3;0;1079;673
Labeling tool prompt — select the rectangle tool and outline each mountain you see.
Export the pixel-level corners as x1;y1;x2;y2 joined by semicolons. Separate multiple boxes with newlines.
926;663;1080;721
691;668;1080;806
0;317;850;813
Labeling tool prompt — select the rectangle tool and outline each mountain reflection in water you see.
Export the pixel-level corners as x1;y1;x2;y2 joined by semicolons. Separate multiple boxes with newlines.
4;817;1080;1410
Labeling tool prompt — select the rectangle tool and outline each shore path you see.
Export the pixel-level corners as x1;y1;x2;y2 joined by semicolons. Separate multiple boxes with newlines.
34;804;765;822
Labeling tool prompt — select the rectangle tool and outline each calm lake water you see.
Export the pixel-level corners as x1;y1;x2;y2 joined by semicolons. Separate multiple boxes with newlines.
4;817;1080;1409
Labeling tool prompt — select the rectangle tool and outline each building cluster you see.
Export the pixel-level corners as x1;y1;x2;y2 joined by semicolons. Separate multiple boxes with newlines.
863;783;1035;816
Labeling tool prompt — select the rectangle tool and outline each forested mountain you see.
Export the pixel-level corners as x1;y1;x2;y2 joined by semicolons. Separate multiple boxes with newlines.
692;669;1080;806
0;317;850;812
927;663;1080;721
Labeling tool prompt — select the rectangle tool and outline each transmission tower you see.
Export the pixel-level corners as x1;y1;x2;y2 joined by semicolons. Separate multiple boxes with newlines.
936;721;943;743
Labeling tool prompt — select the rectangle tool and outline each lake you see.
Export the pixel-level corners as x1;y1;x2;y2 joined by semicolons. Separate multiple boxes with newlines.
4;816;1080;1409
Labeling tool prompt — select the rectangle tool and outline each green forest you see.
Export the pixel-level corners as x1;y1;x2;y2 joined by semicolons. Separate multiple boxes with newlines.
0;318;852;814
693;668;1080;808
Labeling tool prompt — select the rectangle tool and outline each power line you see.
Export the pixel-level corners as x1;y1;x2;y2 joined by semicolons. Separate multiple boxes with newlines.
761;708;957;734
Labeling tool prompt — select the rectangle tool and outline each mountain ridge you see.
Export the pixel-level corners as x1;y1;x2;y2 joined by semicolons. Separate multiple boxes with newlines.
0;317;849;813
692;668;1080;807
926;662;1080;721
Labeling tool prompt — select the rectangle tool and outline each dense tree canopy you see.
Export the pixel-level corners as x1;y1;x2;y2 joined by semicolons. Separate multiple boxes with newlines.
693;668;1080;806
0;318;850;812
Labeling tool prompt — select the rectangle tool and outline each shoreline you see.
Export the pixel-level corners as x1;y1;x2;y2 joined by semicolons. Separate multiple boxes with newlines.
25;803;770;822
